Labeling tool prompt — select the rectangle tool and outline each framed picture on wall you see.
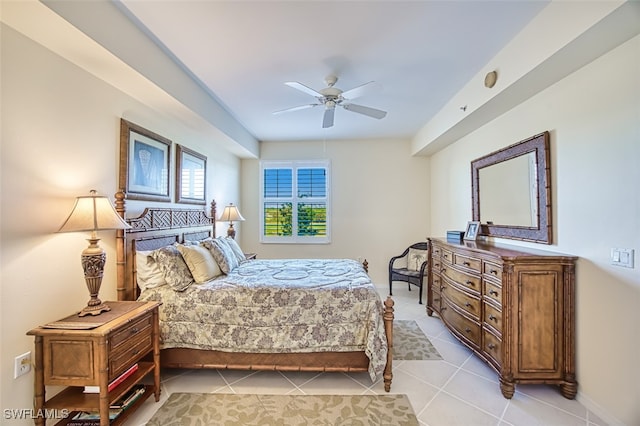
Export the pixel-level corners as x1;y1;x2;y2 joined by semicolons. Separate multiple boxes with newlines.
119;119;171;202
176;144;206;205
464;221;481;240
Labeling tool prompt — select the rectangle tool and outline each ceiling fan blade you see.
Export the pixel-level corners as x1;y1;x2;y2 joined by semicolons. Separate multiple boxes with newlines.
285;81;323;98
272;104;319;115
342;103;387;119
341;81;378;100
322;107;335;128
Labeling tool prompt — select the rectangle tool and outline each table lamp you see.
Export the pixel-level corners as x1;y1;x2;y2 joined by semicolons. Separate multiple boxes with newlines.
218;203;245;239
58;190;131;316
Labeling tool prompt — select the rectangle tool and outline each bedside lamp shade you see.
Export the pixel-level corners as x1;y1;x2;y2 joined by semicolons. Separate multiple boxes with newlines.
59;190;131;316
218;203;245;239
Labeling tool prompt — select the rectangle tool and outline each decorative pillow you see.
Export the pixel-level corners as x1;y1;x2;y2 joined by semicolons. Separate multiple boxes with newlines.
183;237;212;246
149;245;194;291
135;250;167;291
203;238;239;274
224;237;247;264
407;248;428;272
176;244;221;283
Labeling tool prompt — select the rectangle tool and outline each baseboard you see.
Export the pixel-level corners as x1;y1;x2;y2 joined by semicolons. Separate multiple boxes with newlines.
576;390;624;426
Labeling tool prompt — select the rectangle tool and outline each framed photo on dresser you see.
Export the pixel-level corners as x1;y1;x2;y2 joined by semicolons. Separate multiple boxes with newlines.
464;221;480;240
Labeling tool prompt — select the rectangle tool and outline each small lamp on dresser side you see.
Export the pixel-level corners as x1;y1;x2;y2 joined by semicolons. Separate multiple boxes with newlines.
218;203;245;239
58;190;131;316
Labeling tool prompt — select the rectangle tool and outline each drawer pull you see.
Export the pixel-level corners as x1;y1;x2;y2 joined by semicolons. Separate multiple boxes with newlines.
464;327;472;333
443;254;449;259
489;314;497;321
489;269;499;275
131;349;140;355
466;280;475;287
465;302;472;308
489;289;498;296
130;327;139;334
440;286;445;291
488;343;496;350
441;268;447;273
463;261;470;266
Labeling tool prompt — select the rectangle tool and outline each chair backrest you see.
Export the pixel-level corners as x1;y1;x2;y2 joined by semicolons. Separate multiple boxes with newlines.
409;242;429;251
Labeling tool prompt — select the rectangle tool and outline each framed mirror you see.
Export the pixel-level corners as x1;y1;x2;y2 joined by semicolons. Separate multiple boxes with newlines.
471;131;552;244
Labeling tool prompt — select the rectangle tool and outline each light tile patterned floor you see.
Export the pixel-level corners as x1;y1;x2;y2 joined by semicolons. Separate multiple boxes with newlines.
127;284;606;425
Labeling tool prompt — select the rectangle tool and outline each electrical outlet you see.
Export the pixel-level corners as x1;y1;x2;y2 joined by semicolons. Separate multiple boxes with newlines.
14;352;31;378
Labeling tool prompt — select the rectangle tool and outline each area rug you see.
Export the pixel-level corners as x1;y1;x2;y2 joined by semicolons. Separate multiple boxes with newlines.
146;393;419;425
393;320;442;360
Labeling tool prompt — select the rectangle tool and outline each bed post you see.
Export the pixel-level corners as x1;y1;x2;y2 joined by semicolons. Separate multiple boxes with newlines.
210;200;217;237
115;190;127;301
383;296;394;392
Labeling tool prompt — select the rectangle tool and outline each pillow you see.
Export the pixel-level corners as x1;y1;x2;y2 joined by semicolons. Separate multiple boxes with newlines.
149;245;194;291
135;250;167;291
176;244;222;283
407;248;428;272
224;237;247;264
183;237;212;246
203;238;239;274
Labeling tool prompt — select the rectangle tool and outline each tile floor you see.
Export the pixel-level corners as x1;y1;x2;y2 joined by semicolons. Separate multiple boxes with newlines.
127;284;606;425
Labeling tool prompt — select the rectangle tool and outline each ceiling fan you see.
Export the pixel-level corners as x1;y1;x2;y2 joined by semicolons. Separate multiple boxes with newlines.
273;75;387;128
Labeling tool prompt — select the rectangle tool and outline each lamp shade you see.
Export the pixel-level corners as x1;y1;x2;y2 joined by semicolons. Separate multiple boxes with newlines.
218;203;245;223
59;190;131;233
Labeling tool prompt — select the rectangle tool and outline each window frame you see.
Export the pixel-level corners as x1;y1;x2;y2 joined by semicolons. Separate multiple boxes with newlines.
259;160;331;244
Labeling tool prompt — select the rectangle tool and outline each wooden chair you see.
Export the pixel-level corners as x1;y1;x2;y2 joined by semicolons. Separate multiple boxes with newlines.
388;242;429;304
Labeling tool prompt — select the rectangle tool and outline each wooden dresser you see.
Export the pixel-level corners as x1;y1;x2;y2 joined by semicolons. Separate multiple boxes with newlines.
427;238;577;399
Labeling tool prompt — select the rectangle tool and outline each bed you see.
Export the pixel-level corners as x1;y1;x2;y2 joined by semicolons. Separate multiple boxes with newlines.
113;192;394;391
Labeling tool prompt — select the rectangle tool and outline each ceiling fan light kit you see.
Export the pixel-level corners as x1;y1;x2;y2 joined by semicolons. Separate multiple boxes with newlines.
274;75;387;128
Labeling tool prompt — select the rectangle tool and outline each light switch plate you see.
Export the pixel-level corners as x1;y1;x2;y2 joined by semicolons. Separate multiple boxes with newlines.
611;248;634;268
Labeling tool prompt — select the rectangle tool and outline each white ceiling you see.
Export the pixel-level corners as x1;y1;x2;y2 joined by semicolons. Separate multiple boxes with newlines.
116;0;549;142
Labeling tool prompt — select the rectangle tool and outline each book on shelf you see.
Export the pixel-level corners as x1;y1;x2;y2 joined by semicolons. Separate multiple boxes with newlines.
69;408;122;422
83;363;138;393
110;384;146;409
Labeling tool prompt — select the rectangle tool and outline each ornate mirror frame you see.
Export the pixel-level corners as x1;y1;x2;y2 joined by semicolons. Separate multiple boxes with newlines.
471;131;552;244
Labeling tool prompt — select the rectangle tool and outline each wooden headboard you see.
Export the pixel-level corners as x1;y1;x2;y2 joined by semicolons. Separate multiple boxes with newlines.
114;191;217;301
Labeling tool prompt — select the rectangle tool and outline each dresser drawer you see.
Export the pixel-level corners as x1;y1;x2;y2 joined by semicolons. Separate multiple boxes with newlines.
110;313;153;353
441;298;481;348
483;329;502;366
441;266;481;294
109;332;153;380
453;253;482;272
431;286;442;311
442;278;481;320
483;261;502;282
483;280;503;305
483;301;503;334
431;256;442;273
441;249;453;264
431;245;442;258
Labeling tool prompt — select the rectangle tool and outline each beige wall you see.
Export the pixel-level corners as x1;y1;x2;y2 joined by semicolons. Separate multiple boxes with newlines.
240;139;430;284
0;26;241;422
429;35;640;425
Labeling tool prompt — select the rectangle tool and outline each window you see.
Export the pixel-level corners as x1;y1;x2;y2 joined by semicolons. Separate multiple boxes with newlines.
260;160;330;243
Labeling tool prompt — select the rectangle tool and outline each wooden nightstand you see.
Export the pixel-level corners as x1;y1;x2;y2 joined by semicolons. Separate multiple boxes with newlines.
27;301;161;426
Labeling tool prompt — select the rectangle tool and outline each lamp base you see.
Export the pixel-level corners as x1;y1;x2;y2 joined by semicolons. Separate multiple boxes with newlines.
227;223;236;239
78;302;111;317
78;243;110;317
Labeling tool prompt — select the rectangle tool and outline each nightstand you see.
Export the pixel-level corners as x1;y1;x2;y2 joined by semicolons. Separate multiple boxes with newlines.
244;253;257;260
27;301;161;426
